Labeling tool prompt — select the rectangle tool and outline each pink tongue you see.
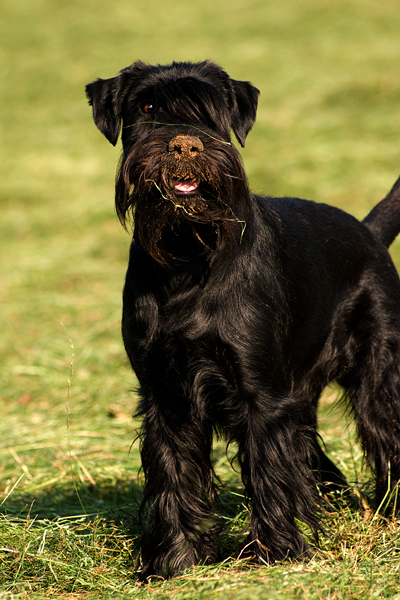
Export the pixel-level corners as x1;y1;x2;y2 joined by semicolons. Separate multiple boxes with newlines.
173;180;199;193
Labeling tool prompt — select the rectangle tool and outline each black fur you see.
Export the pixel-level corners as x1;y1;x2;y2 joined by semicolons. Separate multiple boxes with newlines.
86;60;400;579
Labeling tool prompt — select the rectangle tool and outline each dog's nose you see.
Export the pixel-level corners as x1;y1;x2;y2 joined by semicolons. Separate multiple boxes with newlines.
168;135;204;157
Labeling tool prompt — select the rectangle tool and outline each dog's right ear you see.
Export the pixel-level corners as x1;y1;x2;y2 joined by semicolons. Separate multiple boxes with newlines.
86;75;129;146
86;62;150;145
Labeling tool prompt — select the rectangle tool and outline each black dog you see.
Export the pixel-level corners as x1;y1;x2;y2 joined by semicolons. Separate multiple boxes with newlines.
86;60;400;579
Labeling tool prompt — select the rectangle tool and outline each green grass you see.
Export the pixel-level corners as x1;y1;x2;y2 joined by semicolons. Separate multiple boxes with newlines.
1;0;400;597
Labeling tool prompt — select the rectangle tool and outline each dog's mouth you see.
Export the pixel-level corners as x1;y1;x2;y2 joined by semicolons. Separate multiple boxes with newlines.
169;178;200;195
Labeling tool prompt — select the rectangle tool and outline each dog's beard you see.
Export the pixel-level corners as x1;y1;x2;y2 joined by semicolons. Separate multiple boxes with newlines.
159;152;214;215
115;133;250;264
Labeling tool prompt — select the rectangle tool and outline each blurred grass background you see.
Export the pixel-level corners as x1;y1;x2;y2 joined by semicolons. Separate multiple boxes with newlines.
1;0;400;598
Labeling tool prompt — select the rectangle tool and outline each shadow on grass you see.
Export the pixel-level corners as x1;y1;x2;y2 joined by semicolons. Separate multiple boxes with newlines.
0;467;367;575
0;476;249;539
0;477;254;588
0;479;144;533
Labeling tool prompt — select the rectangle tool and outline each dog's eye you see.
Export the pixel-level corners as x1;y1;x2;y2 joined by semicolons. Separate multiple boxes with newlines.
142;103;155;114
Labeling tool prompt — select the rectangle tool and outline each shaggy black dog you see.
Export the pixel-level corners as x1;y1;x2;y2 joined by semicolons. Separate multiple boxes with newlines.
86;60;400;579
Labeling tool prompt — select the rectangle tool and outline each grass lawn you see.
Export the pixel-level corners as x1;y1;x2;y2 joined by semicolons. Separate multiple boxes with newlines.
1;0;400;598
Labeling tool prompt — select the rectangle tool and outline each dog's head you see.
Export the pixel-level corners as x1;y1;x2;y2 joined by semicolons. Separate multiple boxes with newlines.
86;61;259;263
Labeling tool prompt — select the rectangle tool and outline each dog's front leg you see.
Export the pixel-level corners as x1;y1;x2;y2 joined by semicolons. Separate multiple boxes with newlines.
236;405;321;563
137;402;217;580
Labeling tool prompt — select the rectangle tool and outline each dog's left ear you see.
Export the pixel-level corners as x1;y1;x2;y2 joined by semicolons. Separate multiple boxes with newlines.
230;79;260;147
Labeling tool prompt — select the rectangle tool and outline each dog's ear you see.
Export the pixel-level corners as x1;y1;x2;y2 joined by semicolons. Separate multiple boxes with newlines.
230;79;260;147
86;74;130;146
86;62;150;145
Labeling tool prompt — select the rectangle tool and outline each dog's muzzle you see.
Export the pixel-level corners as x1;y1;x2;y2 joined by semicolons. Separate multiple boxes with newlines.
167;135;204;195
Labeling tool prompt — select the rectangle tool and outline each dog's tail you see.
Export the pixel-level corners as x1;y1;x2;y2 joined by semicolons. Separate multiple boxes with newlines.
363;175;400;248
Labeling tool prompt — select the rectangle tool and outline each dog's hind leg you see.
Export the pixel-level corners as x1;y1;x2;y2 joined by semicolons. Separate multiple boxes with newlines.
337;291;400;515
315;444;348;495
340;362;400;514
